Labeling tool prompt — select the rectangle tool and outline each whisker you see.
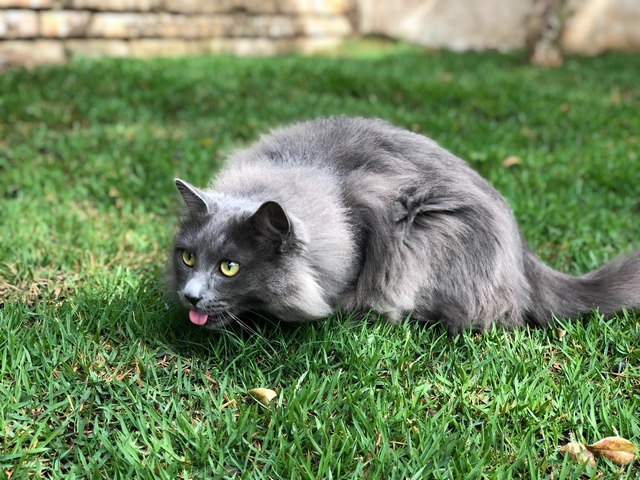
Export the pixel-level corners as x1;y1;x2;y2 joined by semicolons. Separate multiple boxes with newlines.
236;307;283;331
228;312;266;341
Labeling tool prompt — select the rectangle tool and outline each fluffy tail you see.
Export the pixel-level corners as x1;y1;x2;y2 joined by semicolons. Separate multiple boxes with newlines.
524;247;640;325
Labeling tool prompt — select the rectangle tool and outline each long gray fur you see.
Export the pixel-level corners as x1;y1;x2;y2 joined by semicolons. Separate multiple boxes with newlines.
168;117;640;334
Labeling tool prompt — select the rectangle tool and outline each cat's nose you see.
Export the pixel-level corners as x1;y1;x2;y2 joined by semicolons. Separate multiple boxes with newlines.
184;294;202;307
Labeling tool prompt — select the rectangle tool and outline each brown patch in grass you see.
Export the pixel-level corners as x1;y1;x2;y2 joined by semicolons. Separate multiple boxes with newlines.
0;263;77;309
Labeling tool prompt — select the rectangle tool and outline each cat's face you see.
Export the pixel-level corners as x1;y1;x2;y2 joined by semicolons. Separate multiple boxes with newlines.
170;179;294;329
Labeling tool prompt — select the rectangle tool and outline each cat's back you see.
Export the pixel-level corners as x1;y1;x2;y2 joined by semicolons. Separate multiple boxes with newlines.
222;116;459;174
210;116;499;226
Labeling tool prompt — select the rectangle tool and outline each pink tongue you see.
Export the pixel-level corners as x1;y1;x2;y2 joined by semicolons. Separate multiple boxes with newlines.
189;310;209;325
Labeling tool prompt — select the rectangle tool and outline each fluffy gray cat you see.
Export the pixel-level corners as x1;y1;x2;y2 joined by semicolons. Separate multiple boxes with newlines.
168;117;639;334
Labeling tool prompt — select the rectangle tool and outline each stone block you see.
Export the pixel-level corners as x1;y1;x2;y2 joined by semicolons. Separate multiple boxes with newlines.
296;14;352;37
192;15;221;37
238;0;279;14
164;0;230;14
88;13;157;38
211;14;298;37
209;36;318;55
163;0;281;14
358;0;530;52
245;15;297;37
278;0;350;15
562;0;640;54
157;13;189;38
210;14;237;37
207;37;286;55
0;39;66;68
294;35;343;53
0;0;51;7
70;0;163;11
129;38;209;56
65;38;130;57
0;10;38;38
88;12;237;39
205;35;342;56
40;11;91;38
160;14;216;38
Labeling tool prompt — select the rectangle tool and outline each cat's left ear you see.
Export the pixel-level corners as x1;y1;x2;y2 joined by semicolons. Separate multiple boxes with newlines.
175;179;209;215
250;201;291;250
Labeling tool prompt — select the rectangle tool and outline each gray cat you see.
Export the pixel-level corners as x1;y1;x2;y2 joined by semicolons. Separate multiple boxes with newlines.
168;117;640;334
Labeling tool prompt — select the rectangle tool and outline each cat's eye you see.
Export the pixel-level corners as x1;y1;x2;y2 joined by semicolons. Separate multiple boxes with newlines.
182;250;195;267
220;260;240;277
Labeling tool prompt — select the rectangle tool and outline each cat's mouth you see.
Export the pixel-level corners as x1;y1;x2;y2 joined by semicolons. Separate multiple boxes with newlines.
188;309;209;325
188;309;232;329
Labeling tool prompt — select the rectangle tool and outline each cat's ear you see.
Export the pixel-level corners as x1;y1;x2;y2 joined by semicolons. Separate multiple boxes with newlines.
250;201;291;249
175;179;209;215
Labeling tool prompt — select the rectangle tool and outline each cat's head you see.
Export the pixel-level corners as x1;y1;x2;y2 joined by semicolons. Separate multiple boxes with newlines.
169;179;298;329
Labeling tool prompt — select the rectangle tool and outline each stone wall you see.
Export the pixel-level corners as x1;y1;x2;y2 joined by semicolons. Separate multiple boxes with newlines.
0;0;354;68
1;0;639;68
358;0;640;55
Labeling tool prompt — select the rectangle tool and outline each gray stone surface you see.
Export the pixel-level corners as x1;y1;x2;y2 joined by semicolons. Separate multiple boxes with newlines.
358;0;640;53
358;0;534;52
562;0;640;54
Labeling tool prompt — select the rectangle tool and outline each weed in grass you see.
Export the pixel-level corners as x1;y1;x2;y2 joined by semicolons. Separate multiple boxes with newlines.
0;44;639;478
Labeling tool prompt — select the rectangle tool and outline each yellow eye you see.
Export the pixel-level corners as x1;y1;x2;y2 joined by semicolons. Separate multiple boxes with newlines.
182;250;195;267
220;260;240;277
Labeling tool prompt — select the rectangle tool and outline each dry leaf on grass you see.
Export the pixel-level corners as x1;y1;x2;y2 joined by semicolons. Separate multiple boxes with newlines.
560;436;638;467
559;442;595;468
247;388;277;406
586;436;638;466
502;156;522;168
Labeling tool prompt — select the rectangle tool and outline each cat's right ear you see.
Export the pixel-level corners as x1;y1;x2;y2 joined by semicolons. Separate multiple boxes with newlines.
175;179;209;215
250;201;292;250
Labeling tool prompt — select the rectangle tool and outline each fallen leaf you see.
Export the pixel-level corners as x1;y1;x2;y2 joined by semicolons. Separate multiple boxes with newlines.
502;156;522;168
248;388;277;406
559;441;595;467
586;436;638;466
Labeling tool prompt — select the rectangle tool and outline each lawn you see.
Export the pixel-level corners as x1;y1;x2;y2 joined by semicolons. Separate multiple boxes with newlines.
0;40;639;478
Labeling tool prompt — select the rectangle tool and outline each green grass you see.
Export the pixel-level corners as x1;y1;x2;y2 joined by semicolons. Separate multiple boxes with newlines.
1;41;639;478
